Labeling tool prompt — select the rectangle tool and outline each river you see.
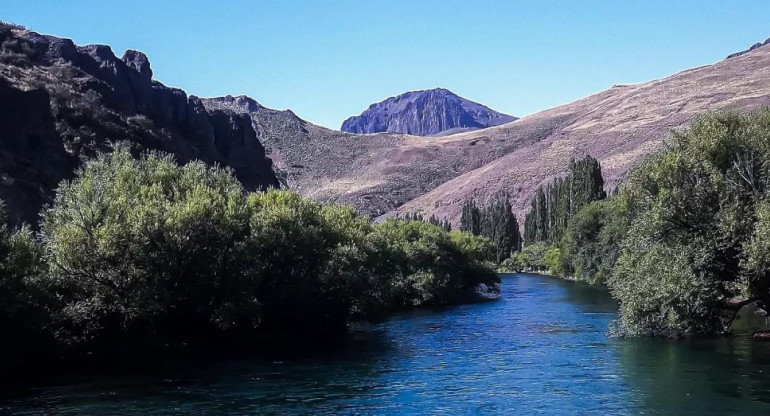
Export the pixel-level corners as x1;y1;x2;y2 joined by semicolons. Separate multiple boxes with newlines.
3;273;770;415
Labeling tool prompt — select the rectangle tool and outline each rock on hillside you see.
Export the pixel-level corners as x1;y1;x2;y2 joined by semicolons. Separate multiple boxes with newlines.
727;37;770;59
341;88;516;136
0;24;278;226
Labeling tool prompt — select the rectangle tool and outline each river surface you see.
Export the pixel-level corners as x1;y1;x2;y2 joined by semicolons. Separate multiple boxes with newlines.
3;273;770;415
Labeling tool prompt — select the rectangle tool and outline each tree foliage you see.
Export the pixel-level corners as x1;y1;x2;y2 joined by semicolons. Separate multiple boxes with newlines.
524;156;606;245
461;193;522;263
0;145;500;356
607;111;770;336
560;198;629;284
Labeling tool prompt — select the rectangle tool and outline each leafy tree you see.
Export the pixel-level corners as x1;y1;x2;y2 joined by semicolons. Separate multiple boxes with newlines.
244;191;374;333
480;192;521;263
40;145;258;345
561;198;629;284
370;219;499;306
608;110;770;336
33;144;500;348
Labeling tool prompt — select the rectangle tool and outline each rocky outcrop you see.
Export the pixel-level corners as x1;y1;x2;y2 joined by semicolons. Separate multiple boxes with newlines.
0;24;277;226
727;37;770;59
341;88;516;136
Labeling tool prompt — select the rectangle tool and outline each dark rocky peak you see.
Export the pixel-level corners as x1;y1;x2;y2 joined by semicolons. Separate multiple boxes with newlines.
122;49;152;80
727;36;770;59
341;88;517;136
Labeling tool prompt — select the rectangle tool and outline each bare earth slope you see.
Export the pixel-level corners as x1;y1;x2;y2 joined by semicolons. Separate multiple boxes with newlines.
396;43;770;224
202;95;560;217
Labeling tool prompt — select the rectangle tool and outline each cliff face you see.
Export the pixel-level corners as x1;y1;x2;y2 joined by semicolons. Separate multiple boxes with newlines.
0;24;278;226
341;88;516;136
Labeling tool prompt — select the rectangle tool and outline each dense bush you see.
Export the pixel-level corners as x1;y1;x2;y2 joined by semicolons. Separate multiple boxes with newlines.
369;219;498;307
499;242;560;275
560;198;629;284
607;111;770;336
0;203;47;363
40;146;258;345
1;145;499;357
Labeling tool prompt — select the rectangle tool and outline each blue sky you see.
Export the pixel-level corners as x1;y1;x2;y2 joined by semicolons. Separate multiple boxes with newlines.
2;1;769;129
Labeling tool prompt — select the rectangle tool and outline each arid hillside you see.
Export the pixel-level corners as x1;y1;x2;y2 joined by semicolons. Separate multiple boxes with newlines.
396;42;770;224
3;22;769;230
214;42;770;225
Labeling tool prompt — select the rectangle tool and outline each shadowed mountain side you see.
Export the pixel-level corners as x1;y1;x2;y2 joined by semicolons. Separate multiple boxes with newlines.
0;24;278;226
393;43;770;225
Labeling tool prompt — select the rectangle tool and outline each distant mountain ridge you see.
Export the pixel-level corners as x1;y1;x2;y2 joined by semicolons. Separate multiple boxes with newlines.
341;88;517;136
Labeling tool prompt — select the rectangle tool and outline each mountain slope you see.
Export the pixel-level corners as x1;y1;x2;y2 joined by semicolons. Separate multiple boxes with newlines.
0;24;278;226
395;42;770;224
340;88;516;136
203;42;770;226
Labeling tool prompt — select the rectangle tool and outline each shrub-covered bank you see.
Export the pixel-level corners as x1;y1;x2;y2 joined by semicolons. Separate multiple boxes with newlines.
0;145;499;376
512;110;770;338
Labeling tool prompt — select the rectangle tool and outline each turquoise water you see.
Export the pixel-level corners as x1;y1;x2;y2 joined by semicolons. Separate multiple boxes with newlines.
3;273;770;415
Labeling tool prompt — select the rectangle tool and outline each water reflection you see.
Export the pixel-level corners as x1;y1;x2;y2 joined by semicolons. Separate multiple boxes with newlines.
616;335;770;414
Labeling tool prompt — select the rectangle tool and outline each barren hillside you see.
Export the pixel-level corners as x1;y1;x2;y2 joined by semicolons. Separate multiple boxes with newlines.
214;42;770;225
395;43;770;224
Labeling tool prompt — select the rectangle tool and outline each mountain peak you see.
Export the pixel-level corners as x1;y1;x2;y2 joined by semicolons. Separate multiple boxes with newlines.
341;88;516;136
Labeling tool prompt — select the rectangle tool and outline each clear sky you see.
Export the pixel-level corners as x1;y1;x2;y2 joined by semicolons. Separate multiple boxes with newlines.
2;1;769;129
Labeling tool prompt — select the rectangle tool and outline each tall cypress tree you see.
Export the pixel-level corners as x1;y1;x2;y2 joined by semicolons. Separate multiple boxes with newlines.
523;155;606;246
460;199;481;236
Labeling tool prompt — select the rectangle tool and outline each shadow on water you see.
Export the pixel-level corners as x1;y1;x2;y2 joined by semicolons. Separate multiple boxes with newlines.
615;335;770;415
1;330;399;416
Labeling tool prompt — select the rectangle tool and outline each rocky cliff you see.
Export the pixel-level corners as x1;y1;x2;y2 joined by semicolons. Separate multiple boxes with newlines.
0;24;278;226
341;88;516;136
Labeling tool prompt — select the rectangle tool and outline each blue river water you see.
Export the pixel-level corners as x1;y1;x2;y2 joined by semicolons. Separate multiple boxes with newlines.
3;273;770;415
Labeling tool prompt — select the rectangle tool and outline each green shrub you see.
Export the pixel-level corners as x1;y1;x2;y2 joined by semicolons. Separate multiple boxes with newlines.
40;145;257;345
607;110;770;336
560;198;628;284
32;144;499;348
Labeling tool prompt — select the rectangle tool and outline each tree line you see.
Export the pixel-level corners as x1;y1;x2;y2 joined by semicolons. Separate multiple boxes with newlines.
523;156;606;245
